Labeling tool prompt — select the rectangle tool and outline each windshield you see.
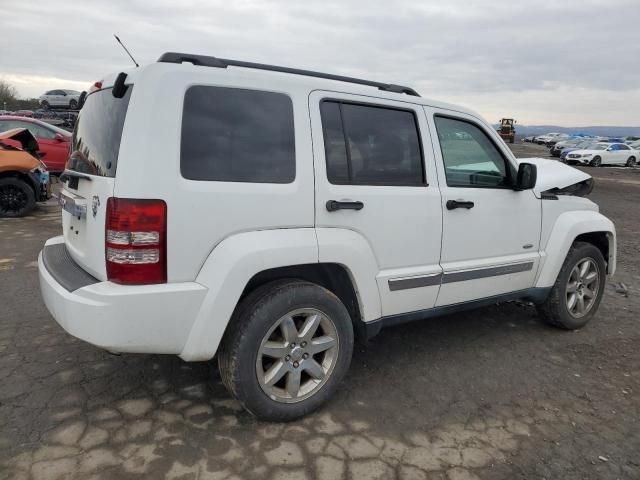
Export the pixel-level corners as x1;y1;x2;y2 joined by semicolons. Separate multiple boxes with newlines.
39;121;71;137
68;87;132;177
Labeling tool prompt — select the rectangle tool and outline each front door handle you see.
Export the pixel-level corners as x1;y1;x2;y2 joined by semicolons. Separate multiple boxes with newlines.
446;199;474;210
326;200;364;212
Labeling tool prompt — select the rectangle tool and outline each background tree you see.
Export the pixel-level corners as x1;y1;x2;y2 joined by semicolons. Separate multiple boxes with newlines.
0;80;18;107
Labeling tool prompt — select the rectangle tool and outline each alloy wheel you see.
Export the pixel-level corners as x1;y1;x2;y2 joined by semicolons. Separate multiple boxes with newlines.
0;184;28;216
565;258;600;318
256;308;339;403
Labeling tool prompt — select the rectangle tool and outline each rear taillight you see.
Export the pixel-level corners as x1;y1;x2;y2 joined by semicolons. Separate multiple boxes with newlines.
106;198;167;285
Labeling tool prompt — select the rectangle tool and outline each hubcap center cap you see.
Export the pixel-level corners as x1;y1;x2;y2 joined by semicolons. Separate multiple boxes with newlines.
290;346;304;362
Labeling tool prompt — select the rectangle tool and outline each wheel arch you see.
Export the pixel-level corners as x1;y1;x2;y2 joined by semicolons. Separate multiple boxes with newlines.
536;211;616;288
179;228;379;361
239;263;365;340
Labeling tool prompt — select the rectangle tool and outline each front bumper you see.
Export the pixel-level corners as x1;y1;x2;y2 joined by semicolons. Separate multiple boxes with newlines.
29;169;51;202
38;237;207;354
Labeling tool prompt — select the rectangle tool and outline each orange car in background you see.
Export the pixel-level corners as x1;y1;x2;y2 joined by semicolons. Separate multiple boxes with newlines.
0;128;51;217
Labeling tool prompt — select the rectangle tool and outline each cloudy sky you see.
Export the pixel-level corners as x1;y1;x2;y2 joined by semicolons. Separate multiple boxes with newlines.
2;0;639;126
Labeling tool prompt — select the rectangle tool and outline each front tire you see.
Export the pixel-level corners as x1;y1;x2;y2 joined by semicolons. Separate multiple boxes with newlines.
537;242;606;330
69;99;78;109
218;280;354;421
626;156;636;167
0;177;36;217
590;156;602;167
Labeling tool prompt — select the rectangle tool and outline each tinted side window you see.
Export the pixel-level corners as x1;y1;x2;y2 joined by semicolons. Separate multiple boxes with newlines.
618;144;630;150
434;116;511;188
181;87;295;183
320;101;425;186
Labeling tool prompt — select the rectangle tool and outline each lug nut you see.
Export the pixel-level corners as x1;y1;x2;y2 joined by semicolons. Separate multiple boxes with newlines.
285;355;291;361
293;361;299;368
290;343;296;348
301;341;307;347
303;353;309;359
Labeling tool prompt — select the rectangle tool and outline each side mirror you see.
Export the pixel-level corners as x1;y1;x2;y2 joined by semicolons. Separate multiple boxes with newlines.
514;162;537;191
54;133;66;142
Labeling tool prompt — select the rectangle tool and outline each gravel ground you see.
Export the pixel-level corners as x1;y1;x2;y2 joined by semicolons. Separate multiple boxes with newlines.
1;143;639;480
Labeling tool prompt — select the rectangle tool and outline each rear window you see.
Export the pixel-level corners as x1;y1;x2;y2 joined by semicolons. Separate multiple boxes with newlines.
68;87;132;177
180;86;295;183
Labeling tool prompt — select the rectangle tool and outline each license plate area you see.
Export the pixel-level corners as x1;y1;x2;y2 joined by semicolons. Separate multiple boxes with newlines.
59;192;87;219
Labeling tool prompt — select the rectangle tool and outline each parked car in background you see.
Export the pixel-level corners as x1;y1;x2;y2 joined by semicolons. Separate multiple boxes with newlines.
13;110;34;117
535;133;563;145
565;142;637;167
523;135;536;143
551;138;582;157
39;90;81;110
0;116;71;173
628;140;640;151
546;134;570;147
0;128;51;217
559;141;598;161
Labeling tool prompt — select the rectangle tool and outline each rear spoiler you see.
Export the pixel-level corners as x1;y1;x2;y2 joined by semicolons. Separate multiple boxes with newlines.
0;128;39;156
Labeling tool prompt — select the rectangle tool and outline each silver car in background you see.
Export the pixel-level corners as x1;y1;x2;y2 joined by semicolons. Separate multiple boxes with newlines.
39;90;81;109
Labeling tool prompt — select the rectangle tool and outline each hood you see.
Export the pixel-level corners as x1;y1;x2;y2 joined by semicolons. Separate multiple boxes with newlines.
0;128;39;155
518;157;592;195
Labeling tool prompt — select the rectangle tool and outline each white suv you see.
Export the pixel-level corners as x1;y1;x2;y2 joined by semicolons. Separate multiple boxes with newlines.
39;53;616;421
39;89;81;109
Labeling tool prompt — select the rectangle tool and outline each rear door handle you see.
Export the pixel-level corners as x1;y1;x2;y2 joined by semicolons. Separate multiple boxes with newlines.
446;199;474;210
326;200;364;212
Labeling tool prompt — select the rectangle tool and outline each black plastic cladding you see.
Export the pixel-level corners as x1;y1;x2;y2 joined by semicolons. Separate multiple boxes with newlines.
157;52;420;97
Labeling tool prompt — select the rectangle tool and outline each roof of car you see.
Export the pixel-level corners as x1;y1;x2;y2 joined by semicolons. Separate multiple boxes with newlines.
98;54;481;120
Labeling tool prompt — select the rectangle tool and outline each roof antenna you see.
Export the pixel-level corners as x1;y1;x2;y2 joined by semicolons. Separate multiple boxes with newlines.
114;34;139;67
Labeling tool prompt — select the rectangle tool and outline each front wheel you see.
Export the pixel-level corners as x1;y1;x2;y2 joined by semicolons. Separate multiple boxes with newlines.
590;156;602;167
69;99;78;109
537;242;606;330
0;177;36;217
626;156;636;167
218;280;354;421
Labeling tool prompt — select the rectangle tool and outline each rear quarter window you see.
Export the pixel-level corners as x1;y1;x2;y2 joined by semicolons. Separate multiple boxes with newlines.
180;86;295;183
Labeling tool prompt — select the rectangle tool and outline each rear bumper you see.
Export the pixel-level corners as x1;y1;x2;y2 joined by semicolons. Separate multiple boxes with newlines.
38;237;207;354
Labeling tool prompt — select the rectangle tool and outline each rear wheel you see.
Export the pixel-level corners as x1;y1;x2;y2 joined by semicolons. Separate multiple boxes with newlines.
218;280;354;421
626;156;636;167
41;100;50;110
590;156;602;167
69;99;78;109
537;242;606;330
0;177;36;217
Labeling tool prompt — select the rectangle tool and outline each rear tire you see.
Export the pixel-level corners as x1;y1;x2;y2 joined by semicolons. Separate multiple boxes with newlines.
590;156;602;167
537;242;606;330
0;177;36;217
218;280;354;421
626;156;636;167
69;99;78;109
41;100;50;110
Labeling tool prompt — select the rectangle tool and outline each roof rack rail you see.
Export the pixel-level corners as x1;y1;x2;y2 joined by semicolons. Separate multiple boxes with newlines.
157;52;420;97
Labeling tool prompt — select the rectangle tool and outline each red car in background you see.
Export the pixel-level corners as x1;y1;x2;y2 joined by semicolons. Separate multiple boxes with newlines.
0;116;70;173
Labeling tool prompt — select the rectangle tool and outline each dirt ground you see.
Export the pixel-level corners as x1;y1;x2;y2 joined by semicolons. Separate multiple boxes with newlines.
1;143;639;480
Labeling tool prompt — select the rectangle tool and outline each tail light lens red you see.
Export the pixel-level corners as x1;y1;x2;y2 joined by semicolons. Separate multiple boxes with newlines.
105;198;167;285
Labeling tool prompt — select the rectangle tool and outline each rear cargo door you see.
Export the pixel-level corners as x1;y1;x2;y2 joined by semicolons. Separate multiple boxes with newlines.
60;86;133;280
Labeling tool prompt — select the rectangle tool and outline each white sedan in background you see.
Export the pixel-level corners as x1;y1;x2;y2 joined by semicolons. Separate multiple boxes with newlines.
565;142;637;167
